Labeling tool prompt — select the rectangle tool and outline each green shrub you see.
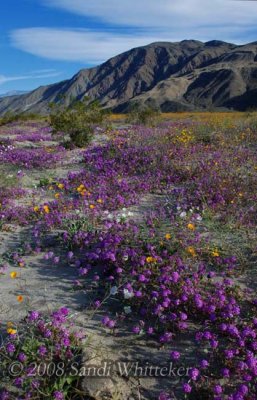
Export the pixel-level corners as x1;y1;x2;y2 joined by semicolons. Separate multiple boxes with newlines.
49;98;106;148
0;112;42;126
193;123;215;144
126;105;161;126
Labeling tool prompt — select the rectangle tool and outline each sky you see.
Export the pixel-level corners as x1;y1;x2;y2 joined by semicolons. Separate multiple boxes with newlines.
1;0;257;94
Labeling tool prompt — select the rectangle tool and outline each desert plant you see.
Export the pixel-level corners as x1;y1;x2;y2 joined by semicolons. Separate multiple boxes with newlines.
126;104;161;126
0;308;84;399
49;97;106;148
0;112;41;126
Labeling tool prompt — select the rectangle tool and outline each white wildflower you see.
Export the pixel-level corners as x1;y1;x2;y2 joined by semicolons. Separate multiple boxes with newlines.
110;286;118;296
124;306;132;314
123;288;134;299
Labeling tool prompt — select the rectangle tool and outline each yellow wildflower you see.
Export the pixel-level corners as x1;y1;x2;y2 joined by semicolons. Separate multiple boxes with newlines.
76;185;82;191
57;183;64;189
17;295;24;303
77;184;85;193
43;205;50;214
187;223;195;231
186;247;197;257
97;198;103;204
212;250;220;257
54;193;60;199
7;328;17;335
165;233;171;240
146;256;156;263
33;206;39;212
89;204;95;209
10;272;18;279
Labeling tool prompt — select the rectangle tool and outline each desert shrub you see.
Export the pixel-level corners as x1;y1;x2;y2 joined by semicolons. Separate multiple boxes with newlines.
192;123;216;143
0;112;41;126
49;98;106;148
236;114;257;132
126;105;161;126
37;176;54;188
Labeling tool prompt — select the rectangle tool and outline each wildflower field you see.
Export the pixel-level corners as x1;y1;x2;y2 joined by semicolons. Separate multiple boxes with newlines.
0;113;257;399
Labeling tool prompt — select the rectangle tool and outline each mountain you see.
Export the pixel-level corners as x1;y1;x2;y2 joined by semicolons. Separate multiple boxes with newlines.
0;90;28;98
1;40;257;114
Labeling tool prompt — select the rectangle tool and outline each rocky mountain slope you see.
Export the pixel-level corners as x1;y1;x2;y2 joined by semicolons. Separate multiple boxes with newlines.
0;90;28;98
1;40;257;114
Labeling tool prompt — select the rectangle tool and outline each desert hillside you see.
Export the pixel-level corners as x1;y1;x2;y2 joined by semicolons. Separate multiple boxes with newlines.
1;40;257;114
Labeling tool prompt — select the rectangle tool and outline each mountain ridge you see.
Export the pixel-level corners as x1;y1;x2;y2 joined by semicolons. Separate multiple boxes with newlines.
1;39;257;114
0;90;28;98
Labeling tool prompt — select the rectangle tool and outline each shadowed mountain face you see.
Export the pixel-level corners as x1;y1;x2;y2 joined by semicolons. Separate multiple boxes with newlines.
1;40;257;114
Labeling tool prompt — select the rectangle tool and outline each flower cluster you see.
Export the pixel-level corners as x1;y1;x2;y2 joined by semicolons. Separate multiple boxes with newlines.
0;308;84;399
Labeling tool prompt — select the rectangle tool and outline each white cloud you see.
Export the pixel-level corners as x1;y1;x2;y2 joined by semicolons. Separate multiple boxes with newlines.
43;0;257;29
10;28;174;63
29;68;58;74
10;1;257;64
10;23;257;66
0;70;61;86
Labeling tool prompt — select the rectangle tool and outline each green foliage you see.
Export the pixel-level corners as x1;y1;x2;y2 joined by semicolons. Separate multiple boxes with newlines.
37;176;54;188
0;112;41;126
126;104;161;126
49;97;106;148
60;216;96;249
193;123;215;144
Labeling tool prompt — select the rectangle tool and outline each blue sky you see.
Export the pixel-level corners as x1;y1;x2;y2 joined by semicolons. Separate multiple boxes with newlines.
1;0;257;94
